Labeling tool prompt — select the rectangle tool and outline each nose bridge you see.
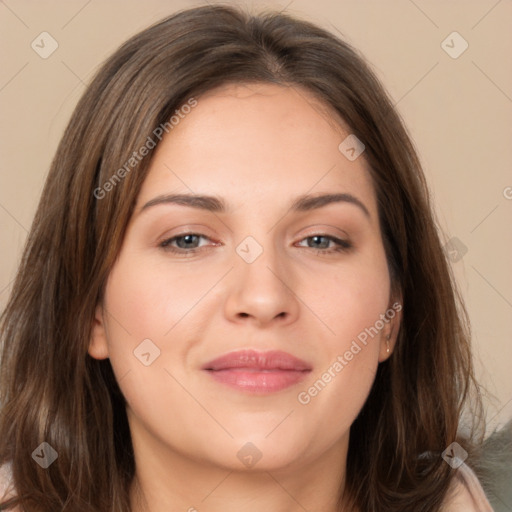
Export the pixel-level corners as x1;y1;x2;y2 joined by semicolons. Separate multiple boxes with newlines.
238;237;282;291
225;232;299;324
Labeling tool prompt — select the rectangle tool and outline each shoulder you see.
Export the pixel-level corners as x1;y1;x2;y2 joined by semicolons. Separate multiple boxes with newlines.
441;462;493;511
0;461;19;509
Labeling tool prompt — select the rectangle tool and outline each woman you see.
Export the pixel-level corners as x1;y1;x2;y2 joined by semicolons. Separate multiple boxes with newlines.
0;5;493;511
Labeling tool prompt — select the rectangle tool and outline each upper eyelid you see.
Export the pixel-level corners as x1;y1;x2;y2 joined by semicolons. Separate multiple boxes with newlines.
160;223;350;239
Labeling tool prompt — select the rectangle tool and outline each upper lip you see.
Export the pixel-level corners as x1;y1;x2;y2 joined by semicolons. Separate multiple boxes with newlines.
202;349;312;372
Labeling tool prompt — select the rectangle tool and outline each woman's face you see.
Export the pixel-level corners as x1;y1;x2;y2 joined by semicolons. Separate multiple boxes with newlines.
89;82;399;473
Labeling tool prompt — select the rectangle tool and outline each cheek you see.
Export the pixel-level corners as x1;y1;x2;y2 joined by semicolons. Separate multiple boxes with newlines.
102;252;213;344
310;246;391;350
294;247;390;415
100;251;229;398
99;255;172;379
295;277;388;439
100;258;196;438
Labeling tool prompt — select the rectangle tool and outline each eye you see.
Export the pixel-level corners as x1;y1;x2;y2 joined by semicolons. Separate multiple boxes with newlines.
296;234;352;254
158;233;352;256
159;233;214;254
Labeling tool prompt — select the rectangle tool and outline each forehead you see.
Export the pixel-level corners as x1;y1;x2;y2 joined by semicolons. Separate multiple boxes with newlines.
136;82;377;218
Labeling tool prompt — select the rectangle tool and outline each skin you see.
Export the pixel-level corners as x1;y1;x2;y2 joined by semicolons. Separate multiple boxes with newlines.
89;82;401;512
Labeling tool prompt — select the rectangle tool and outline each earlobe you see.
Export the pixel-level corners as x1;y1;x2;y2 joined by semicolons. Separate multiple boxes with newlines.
88;304;109;360
378;299;402;362
378;332;393;362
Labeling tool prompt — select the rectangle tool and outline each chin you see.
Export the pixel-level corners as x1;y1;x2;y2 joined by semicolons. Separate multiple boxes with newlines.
205;434;311;473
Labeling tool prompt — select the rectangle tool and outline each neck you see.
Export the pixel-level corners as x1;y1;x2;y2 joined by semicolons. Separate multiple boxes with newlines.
129;427;349;512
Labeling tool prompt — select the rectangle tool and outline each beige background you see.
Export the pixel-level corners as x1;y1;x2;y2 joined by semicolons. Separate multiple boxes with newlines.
0;0;511;433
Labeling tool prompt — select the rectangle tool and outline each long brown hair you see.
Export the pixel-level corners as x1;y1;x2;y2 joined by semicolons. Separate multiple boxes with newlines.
0;5;484;511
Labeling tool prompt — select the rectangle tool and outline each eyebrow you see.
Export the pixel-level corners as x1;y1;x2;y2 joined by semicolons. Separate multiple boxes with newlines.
140;192;370;218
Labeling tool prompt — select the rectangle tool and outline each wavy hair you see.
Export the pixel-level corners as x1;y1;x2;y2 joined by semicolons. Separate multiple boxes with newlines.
0;5;483;511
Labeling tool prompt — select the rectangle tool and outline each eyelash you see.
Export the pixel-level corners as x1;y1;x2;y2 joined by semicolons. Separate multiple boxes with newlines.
159;233;352;256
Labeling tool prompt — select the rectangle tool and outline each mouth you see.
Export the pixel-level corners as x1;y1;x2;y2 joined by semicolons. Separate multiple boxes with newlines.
202;349;312;394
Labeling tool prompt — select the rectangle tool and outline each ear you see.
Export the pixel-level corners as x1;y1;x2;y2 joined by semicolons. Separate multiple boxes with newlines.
88;304;110;360
378;298;402;362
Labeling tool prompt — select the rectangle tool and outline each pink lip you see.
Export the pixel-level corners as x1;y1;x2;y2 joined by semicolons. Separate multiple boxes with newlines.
202;350;312;394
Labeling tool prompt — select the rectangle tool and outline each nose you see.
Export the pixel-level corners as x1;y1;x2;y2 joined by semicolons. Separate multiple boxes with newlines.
223;241;300;327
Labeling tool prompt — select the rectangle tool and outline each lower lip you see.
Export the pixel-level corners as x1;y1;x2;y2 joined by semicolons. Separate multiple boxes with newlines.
205;369;310;393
